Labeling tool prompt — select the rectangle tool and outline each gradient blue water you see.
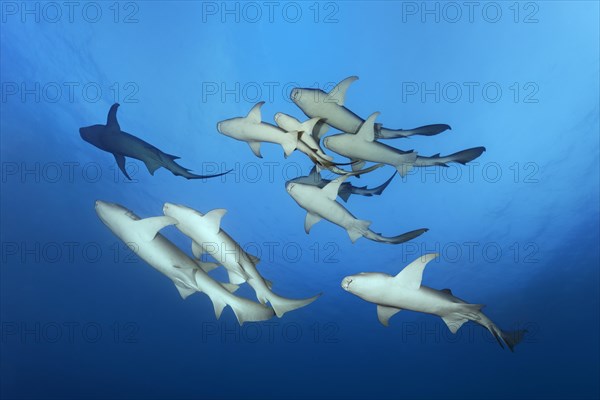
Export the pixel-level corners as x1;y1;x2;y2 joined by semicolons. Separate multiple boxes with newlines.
1;2;599;399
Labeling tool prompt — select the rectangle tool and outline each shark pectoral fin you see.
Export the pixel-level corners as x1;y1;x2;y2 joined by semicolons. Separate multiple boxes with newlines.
195;260;220;273
191;241;205;259
202;208;227;234
113;153;131;180
106;103;120;131
377;305;402;327
221;282;240;294
211;296;228;320
356;112;380;142
441;288;453;295
298;117;322;137
313;121;330;140
393;253;439;290
248;141;263;158
246;101;265;124
304;212;323;234
441;314;469;334
134;216;177;242
308;165;322;184
321;174;351;200
173;278;197;300
328;76;359;106
227;269;247;285
143;158;162;175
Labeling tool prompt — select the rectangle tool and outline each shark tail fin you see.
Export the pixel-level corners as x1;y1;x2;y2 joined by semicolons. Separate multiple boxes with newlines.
489;325;528;352
446;146;486;165
372;172;397;196
384;228;428;244
377;124;451;139
268;292;322;318
282;131;302;158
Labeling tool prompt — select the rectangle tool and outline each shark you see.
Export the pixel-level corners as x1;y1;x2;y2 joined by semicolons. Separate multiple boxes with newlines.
286;175;428;244
341;253;527;351
94;200;274;325
217;102;307;158
291;76;451;140
288;166;397;203
80;103;230;180
323;112;485;175
162;203;321;318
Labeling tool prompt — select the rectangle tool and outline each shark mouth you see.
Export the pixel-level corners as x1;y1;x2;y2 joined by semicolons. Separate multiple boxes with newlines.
341;277;352;291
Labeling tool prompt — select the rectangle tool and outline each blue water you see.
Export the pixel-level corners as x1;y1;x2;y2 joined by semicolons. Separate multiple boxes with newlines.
1;1;599;399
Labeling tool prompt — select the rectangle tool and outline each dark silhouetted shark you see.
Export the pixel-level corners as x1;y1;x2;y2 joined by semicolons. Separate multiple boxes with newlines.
80;103;230;180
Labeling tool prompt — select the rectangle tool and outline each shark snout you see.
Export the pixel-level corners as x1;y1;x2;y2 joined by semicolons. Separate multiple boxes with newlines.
285;182;295;193
341;277;353;291
290;88;300;103
216;122;223;134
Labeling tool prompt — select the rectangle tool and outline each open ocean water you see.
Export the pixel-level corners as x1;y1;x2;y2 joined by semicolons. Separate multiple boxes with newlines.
1;1;599;399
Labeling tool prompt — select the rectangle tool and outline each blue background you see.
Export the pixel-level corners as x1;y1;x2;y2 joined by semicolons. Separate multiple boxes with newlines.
1;1;598;399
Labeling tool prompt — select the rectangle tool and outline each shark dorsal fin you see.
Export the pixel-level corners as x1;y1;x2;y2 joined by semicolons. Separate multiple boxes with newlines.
106;103;121;131
327;76;359;106
321;175;350;201
393;253;439;290
134;216;177;242
308;165;322;183
202;208;227;234
356;112;380;142
246;102;265;124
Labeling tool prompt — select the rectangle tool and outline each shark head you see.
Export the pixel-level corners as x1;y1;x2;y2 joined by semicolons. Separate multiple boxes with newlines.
341;272;386;297
216;117;245;139
290;87;327;110
95;200;140;237
79;124;105;146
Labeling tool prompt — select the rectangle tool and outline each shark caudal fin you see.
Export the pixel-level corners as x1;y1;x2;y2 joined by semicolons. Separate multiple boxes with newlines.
371;172;397;196
268;292;322;318
377;124;451;139
489;325;528;352
365;228;428;244
445;146;486;165
282;132;302;158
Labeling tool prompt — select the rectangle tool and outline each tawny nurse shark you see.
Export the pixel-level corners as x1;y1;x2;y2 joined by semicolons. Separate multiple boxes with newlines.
80;104;230;180
342;254;527;351
94;201;274;325
217;102;313;159
288;166;397;203
286;175;427;244
323;112;486;175
163;203;321;318
291;76;451;140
